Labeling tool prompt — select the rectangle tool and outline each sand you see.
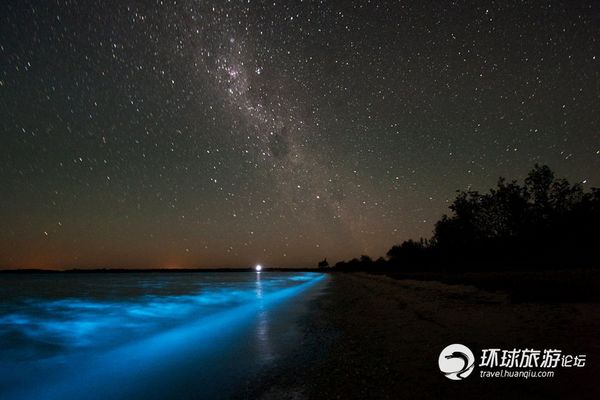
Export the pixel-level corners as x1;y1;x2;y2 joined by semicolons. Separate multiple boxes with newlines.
241;272;600;399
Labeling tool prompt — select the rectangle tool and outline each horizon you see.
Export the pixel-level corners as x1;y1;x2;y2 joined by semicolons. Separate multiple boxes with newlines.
0;265;321;271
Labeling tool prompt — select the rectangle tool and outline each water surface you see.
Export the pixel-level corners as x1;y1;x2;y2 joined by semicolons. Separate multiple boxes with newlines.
0;272;327;399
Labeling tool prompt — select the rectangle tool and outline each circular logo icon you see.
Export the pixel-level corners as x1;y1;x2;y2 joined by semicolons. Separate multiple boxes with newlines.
439;344;475;380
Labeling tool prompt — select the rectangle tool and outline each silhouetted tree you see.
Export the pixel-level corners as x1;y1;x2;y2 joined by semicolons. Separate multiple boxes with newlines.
333;165;600;272
359;255;373;265
387;239;429;267
431;164;598;269
374;257;387;269
525;164;555;211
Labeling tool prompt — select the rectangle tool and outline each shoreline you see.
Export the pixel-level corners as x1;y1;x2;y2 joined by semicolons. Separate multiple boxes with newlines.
244;272;600;399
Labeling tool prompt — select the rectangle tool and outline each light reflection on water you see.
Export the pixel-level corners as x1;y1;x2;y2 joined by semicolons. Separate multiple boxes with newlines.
0;272;327;400
255;272;274;364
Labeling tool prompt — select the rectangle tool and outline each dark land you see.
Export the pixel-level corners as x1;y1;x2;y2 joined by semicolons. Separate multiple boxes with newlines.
240;271;600;400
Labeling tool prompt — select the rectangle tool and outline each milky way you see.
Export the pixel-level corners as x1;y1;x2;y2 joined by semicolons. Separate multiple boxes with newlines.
0;0;599;268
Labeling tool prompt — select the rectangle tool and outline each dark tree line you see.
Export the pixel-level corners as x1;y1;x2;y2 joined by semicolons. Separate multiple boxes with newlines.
329;165;600;271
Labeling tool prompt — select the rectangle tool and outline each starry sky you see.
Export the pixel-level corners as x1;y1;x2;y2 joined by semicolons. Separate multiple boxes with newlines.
1;0;599;268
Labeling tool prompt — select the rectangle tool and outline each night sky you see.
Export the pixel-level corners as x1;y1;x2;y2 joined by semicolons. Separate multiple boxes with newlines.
1;0;599;268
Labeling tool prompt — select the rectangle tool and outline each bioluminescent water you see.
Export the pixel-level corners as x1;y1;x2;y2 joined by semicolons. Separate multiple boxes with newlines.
0;272;328;399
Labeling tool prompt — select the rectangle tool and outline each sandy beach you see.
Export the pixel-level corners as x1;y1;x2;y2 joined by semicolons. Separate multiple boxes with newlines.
244;272;600;399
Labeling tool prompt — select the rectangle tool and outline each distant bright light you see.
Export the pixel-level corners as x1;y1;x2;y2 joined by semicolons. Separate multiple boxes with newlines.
255;264;262;272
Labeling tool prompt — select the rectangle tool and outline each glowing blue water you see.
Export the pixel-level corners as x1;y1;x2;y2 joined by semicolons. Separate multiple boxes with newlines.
0;272;327;399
